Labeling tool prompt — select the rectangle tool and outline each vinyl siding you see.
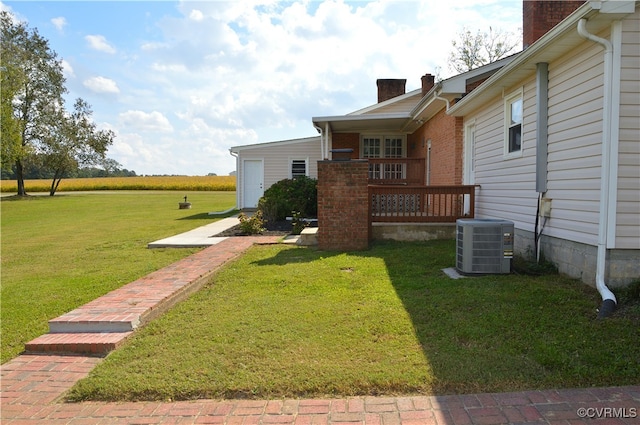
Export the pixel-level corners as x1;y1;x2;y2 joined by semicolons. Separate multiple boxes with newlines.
466;74;539;232
234;138;321;209
545;36;605;246
617;10;640;249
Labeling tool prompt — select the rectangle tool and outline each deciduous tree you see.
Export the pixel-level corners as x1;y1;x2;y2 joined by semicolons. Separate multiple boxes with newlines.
40;99;114;196
1;11;66;196
448;26;521;73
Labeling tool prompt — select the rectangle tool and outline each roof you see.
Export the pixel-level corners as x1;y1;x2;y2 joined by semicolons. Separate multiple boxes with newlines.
312;57;517;134
229;136;320;153
448;0;638;116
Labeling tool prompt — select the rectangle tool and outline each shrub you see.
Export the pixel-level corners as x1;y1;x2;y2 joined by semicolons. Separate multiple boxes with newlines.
237;211;265;235
291;211;309;235
258;177;317;222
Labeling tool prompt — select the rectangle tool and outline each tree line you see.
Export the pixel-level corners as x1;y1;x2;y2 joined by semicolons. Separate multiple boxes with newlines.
1;11;122;196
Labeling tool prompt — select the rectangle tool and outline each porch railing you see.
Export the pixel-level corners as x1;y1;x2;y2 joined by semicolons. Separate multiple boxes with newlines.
369;185;476;223
367;158;425;185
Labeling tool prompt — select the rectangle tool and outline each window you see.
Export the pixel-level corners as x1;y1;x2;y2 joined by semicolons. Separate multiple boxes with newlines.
360;135;406;180
290;159;307;178
362;137;381;158
360;135;405;159
505;90;523;155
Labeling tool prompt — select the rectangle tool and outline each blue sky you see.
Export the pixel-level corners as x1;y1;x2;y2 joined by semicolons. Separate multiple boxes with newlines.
2;1;522;176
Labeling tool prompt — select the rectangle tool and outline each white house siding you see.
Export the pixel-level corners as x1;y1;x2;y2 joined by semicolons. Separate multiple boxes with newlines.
545;37;605;246
466;75;539;233
232;137;321;209
617;11;640;249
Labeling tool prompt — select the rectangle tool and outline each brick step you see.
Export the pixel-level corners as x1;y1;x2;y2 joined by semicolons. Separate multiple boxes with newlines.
24;332;133;356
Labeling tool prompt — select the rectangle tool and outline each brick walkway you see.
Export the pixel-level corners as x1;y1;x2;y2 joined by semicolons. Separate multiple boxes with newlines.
2;237;639;424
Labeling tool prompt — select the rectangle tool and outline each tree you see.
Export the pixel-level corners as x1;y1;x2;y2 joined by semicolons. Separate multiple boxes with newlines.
1;11;67;196
40;99;114;195
448;26;521;73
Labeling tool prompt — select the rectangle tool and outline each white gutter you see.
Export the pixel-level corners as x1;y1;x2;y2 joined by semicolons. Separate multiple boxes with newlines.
577;18;617;317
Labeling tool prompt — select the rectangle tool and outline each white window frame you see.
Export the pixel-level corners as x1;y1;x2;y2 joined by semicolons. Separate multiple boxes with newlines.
504;88;523;158
360;134;407;180
359;134;406;159
289;158;308;178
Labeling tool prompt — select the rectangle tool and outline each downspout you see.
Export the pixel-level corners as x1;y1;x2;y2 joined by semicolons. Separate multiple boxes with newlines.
535;62;549;264
434;92;451;111
577;18;616;318
313;124;325;160
229;149;240;210
325;122;330;159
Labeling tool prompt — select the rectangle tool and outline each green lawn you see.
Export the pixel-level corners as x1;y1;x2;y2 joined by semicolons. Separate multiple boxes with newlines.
0;191;236;363
66;241;640;402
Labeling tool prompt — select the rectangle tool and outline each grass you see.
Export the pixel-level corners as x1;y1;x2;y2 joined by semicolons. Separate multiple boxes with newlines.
0;175;235;193
66;240;640;402
0;191;236;363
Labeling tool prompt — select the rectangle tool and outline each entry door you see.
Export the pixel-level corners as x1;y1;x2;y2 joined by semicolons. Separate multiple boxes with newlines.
243;159;263;208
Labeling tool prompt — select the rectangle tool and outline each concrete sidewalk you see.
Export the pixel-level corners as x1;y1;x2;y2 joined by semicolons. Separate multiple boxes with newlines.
147;216;241;248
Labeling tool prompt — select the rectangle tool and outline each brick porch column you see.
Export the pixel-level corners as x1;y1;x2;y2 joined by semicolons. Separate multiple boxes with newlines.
317;160;370;251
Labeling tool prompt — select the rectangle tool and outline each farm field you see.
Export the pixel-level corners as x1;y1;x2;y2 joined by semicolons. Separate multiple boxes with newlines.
0;175;235;193
0;190;236;363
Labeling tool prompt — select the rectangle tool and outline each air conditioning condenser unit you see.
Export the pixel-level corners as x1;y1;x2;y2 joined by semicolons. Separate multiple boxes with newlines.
456;218;514;275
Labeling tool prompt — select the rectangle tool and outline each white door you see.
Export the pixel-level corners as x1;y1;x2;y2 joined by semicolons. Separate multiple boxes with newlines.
242;159;263;208
463;123;476;215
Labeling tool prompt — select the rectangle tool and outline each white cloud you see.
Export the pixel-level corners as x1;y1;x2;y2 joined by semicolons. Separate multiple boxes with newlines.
85;34;116;54
10;0;522;176
61;59;74;78
51;16;66;31
83;76;120;94
118;110;174;133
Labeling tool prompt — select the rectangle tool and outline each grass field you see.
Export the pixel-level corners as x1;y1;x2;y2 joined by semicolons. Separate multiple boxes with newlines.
0;191;236;363
66;241;640;402
0;175;235;193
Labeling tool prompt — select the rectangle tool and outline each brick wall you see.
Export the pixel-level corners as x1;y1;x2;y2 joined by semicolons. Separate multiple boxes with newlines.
523;1;584;48
408;109;463;185
317;160;370;251
331;133;360;158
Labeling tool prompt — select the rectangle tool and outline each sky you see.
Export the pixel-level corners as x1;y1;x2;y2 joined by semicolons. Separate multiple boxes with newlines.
2;1;522;176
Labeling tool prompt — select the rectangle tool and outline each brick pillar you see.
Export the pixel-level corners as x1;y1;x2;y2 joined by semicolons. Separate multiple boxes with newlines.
317;160;369;251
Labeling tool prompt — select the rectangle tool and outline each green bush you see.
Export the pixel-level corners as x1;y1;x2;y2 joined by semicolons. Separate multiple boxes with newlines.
237;211;265;235
258;176;317;222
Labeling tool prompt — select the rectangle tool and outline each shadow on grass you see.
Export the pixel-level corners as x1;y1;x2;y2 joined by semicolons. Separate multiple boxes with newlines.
258;239;640;394
177;210;238;220
362;239;639;394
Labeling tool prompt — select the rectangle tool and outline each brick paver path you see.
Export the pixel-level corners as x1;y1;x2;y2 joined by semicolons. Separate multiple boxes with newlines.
2;237;639;424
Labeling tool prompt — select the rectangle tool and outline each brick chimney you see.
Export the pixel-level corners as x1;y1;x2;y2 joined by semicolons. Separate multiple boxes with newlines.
523;1;585;49
421;73;435;97
377;79;406;103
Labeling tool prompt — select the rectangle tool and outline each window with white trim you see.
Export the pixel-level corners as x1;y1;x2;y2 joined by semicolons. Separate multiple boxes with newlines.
360;135;406;180
504;90;523;155
290;159;308;178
